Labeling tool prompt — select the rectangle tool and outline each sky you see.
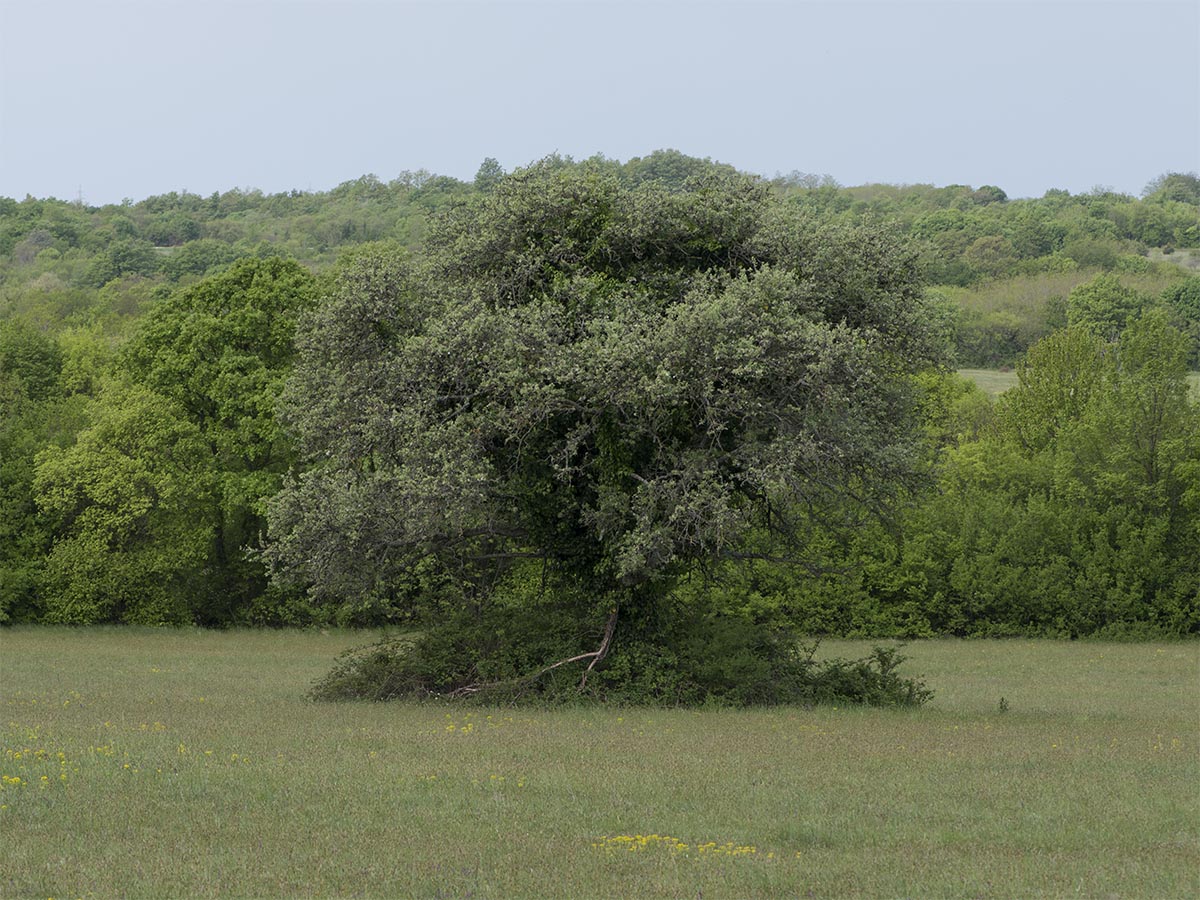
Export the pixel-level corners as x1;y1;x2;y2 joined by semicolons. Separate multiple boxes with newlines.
1;0;1197;205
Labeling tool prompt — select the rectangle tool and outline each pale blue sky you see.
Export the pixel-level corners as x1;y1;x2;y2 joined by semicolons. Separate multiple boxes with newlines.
1;0;1197;204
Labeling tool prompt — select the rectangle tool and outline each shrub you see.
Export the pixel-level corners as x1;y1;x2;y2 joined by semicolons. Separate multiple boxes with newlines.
308;598;933;708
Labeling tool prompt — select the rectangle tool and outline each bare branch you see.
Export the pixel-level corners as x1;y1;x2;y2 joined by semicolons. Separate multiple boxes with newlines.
580;607;619;688
444;607;620;698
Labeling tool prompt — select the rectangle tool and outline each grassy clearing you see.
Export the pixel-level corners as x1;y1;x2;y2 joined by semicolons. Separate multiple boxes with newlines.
943;268;1184;319
960;368;1200;399
1;629;1197;898
1148;247;1200;272
958;367;1018;396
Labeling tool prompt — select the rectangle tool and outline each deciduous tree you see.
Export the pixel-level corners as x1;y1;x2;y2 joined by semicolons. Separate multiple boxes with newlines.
34;387;215;624
123;256;316;621
269;160;946;701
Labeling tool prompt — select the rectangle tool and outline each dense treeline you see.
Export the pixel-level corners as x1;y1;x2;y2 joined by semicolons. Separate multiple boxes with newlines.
1;153;1197;639
3;156;1196;367
689;312;1198;639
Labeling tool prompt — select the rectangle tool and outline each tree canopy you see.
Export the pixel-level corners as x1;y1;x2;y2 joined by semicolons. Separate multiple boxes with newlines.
122;256;316;621
268;160;948;701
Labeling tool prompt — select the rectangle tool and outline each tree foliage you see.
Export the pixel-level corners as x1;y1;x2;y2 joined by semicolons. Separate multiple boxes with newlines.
122;257;316;621
900;312;1198;636
1066;273;1147;341
269;160;946;701
1143;171;1200;205
33;387;216;624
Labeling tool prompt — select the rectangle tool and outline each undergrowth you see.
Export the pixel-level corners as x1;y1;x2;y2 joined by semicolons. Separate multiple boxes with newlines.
309;606;932;707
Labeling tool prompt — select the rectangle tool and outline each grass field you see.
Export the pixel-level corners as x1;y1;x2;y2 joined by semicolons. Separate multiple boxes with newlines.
957;368;1018;396
1;629;1197;898
959;368;1200;399
945;269;1186;325
1148;247;1200;272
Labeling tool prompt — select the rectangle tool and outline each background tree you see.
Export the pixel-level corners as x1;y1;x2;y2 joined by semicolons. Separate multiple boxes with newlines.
123;256;316;621
34;386;216;624
0;373;53;622
997;326;1110;453
0;319;62;400
1142;171;1200;205
84;238;159;288
1160;275;1200;367
473;158;506;193
0;322;91;622
158;238;239;280
897;314;1199;636
1066;273;1147;341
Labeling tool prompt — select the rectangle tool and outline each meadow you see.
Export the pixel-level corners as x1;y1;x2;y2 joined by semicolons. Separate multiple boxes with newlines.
1;628;1196;898
959;368;1200;399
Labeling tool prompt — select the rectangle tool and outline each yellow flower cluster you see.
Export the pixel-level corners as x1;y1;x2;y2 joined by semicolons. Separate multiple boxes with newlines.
423;712;529;737
1;743;75;811
593;834;690;854
592;834;771;859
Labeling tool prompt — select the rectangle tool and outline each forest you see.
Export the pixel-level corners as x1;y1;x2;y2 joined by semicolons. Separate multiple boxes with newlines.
2;152;1197;678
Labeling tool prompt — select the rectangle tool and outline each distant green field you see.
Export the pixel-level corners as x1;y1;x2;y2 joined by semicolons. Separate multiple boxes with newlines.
2;628;1196;898
961;368;1200;399
957;368;1018;395
1147;247;1200;272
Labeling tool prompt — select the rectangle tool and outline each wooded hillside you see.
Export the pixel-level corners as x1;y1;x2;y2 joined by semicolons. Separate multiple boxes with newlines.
2;153;1197;640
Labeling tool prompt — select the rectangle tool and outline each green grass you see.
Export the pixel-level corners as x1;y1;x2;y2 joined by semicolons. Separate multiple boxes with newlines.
2;628;1197;898
957;367;1018;396
943;268;1185;319
960;368;1200;399
1148;247;1200;272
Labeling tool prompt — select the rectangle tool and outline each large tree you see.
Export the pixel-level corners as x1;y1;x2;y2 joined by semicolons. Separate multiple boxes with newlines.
123;256;316;621
268;159;946;701
34;386;215;625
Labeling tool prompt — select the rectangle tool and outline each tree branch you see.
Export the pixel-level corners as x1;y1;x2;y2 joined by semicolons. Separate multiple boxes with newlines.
446;606;619;698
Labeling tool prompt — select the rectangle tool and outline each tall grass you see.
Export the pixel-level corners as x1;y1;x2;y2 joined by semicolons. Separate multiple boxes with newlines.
2;628;1196;898
1148;248;1200;272
957;367;1018;396
961;368;1200;399
944;268;1183;319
